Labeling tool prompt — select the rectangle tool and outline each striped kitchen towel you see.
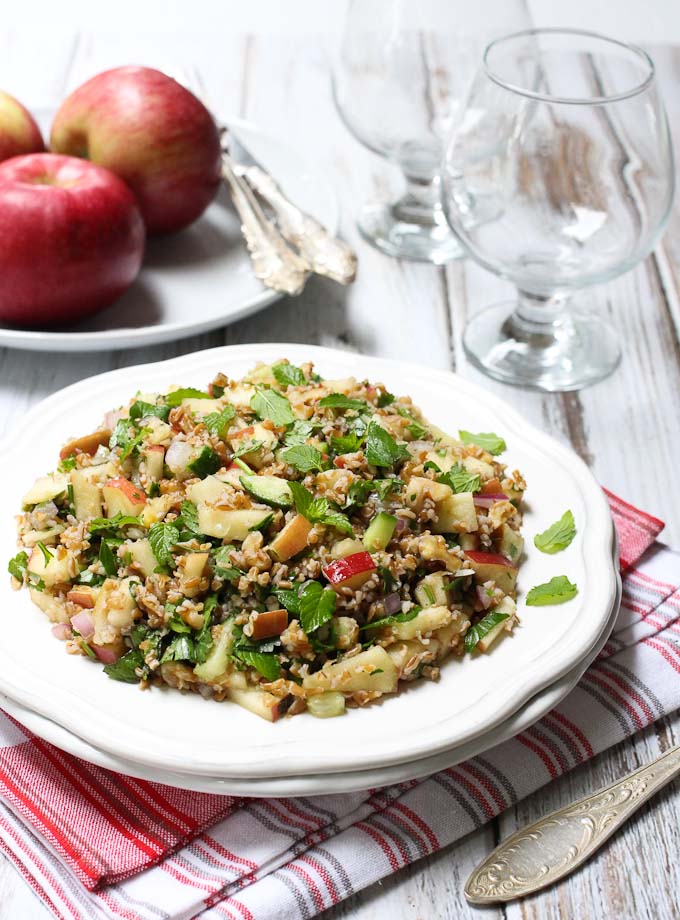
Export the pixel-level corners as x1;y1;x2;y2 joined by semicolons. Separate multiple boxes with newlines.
0;493;675;920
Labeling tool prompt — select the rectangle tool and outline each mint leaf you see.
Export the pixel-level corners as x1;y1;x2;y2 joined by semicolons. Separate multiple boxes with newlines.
250;387;295;426
234;649;280;681
377;392;395;407
203;405;235;437
129;400;170;421
212;545;242;583
298;580;337;633
365;419;409;468
272;587;302;615
534;511;576;554
148;522;179;569
161;635;196;663
165;387;211;407
281;444;325;473
374;478;404;500
232;439;263;460
88;513;142;535
103;649;145;683
110;420;151;460
318;394;367;411
437;463;482;494
459;430;506;456
99;539;119;577
330;432;364;455
187;446;221;479
195;594;217;663
288;482;352;534
316;509;353;535
360;607;420;631
288;481;313;517
272;362;306;388
8;550;28;583
284;420;317;447
526;576;578;606
177;500;202;537
464;610;510;653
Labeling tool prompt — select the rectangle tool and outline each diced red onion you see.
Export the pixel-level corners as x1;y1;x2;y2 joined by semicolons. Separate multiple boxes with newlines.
70;611;94;638
51;623;72;641
91;644;119;664
104;409;126;429
395;517;409;533
476;585;494;609
383;592;402;615
473;493;508;509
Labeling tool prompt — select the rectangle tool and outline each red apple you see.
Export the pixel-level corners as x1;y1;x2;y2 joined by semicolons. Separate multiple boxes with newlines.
464;550;517;594
0;90;44;162
0;153;144;326
323;552;377;592
50;66;222;234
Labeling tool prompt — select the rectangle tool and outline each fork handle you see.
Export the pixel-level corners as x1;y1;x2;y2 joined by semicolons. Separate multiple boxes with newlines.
465;742;680;903
220;154;310;297
238;165;358;285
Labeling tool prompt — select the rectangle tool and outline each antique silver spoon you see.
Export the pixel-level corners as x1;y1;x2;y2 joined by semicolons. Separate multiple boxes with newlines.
465;743;680;903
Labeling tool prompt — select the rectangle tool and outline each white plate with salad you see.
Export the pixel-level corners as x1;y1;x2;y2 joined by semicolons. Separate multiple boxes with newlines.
0;344;617;779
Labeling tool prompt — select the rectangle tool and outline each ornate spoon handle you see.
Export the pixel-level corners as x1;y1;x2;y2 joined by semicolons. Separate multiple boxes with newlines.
237;164;358;285
220;154;310;297
465;743;680;903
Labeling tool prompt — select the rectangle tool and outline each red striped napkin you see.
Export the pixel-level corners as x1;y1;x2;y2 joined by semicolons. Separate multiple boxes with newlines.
0;493;674;920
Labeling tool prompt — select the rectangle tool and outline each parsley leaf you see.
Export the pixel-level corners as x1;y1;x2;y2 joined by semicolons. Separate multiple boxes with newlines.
104;649;145;683
298;580;337;633
272;362;306;388
365;419;409;468
330;432;365;455
360;607;420;631
165;388;211;407
250;387;295;426
234;649;280;681
8;550;28;583
187;446;221;479
525;576;578;606
377;392;395;407
99;539;119;576
437;463;482;494
288;482;353;534
161;635;196;663
213;545;243;583
534;511;576;554
273;588;302;615
318;394;366;411
459;430;506;455
464;610;510;653
58;455;77;472
195;595;217;663
88;513;142;535
37;541;53;565
281;444;325;473
374;478;404;500
110;420;151;460
129;400;170;421
148;522;179;569
203;405;236;437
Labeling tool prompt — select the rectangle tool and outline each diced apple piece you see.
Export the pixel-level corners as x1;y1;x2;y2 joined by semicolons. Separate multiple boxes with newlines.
323;551;377;592
28;545;78;587
426;450;455;473
22;473;69;507
250;608;288;640
475;597;517;653
145;419;173;445
419;535;464;574
415;572;451;607
197;506;271;541
226;686;283;722
303;646;397;694
244;363;278;386
269;514;313;561
181;397;224;416
22;525;64;547
433;491;478;534
92;577;138;644
322;377;357;395
187;474;229;506
230;424;278;469
464;550;518;594
71;468;103;521
224;383;256;409
143;445;165;481
183;552;209;579
405;476;452;513
390;605;452;640
498;524;524;565
141;494;175;527
219;466;243;488
126;539;157;578
330;537;366;560
103;478;147;518
66;586;97;608
29;587;70;624
459;533;479;552
461;456;495;480
59;429;111;460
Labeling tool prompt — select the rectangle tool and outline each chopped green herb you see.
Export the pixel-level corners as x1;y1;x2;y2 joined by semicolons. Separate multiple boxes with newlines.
58;455;77;472
272;588;302;615
330;432;365;455
365;419;409;468
148;482;161;498
99;539;119;577
8;550;28;583
284;420;317;446
374;478;404;500
233;649;280;681
161;635;196;663
534;511;576;554
464;610;510;653
289;482;353;535
318;393;367;411
422;585;436;605
232;440;263;460
177;500;202;537
165;387;211;407
526;576;578;606
345;479;374;508
88;513;142;535
37;542;53;565
378;565;399;594
281;444;326;473
360;607;420;631
148;522;180;569
213;545;242;583
250;387;295;426
203;405;236;437
437;463;482;494
272;362;306;388
104;649;145;683
194;595;216;663
110;419;149;460
129;400;170;421
377;392;395;407
459;430;506;456
298;580;337;634
187;446;221;479
168;613;192;634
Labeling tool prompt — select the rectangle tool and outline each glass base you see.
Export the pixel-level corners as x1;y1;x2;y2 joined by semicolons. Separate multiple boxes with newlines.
358;202;463;264
463;300;621;392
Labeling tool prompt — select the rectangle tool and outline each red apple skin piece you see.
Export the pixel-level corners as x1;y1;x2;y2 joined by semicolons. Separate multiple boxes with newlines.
323;551;377;592
104;478;147;505
50;66;222;235
0;90;44;162
0;153;145;326
465;550;513;567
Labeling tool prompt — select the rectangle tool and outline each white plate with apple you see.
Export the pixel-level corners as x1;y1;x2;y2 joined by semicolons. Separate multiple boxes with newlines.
0;71;338;353
0;344;618;781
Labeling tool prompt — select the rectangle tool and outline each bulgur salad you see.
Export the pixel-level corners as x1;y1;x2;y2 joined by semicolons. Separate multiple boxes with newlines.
9;361;526;722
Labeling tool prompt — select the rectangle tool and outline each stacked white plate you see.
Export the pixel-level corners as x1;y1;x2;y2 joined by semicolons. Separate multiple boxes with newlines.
0;345;620;796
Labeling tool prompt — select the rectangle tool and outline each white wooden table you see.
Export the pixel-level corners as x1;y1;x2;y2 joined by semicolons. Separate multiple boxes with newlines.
1;3;680;918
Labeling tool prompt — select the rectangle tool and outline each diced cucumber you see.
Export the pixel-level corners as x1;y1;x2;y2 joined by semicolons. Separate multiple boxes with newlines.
240;474;292;508
363;512;397;552
307;692;346;719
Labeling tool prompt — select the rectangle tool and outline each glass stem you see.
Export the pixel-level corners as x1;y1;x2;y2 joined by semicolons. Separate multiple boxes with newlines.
392;173;443;228
507;291;573;348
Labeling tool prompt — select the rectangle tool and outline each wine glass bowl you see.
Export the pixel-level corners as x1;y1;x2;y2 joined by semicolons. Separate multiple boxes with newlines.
442;28;675;390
